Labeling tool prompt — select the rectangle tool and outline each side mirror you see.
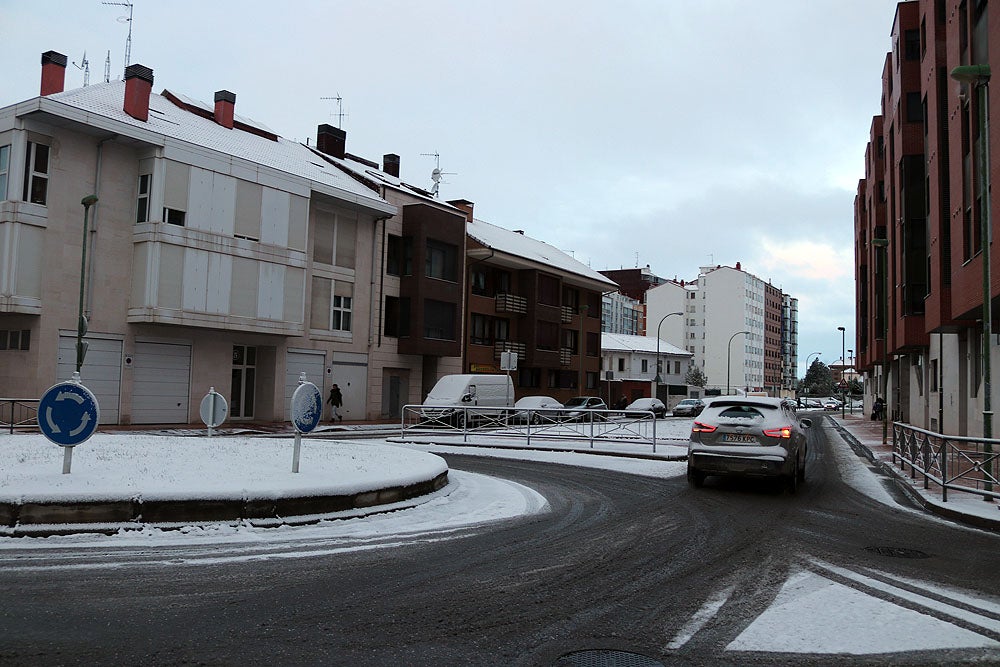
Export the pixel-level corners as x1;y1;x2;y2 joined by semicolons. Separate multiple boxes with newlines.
461;393;473;403
799;418;812;429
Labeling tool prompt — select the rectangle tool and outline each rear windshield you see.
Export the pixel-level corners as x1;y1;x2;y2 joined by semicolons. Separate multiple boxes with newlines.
718;406;768;419
679;400;697;405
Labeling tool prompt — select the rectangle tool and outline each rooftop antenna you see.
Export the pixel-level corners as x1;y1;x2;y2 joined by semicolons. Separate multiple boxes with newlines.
634;251;639;268
103;50;111;83
320;94;348;128
102;1;134;78
72;51;90;86
421;151;456;198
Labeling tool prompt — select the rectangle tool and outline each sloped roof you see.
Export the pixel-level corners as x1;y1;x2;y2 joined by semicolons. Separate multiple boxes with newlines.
331;153;450;206
602;332;691;356
29;81;393;214
468;218;618;289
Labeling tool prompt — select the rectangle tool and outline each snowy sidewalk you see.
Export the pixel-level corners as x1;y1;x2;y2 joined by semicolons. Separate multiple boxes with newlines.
830;412;1000;532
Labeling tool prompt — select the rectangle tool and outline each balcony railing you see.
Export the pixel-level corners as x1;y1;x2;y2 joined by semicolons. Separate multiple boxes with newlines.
493;341;526;359
495;293;527;314
560;306;574;323
559;348;573;365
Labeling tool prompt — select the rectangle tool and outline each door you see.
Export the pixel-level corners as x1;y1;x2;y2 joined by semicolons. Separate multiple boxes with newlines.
284;350;325;421
231;345;257;419
381;369;409;418
132;342;191;424
57;335;122;424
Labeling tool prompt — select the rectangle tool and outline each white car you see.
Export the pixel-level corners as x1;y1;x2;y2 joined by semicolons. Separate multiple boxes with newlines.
511;396;563;424
625;398;667;418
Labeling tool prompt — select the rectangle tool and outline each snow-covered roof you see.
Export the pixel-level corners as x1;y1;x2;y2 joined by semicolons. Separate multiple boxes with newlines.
331;153;450;206
26;81;393;214
602;332;691;356
468;218;618;289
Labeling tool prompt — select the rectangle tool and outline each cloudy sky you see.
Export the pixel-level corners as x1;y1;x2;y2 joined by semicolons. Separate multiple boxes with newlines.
1;0;901;376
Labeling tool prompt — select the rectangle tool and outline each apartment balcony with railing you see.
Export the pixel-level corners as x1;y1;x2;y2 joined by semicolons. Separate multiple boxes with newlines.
495;293;527;314
493;340;526;360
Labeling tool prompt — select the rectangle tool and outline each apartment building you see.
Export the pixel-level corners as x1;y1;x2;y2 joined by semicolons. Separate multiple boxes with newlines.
464;219;616;404
0;52;406;424
854;0;996;436
601;290;641;335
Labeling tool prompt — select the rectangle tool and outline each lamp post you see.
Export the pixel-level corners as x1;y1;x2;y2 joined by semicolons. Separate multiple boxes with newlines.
952;64;993;493
838;326;846;418
872;237;890;444
727;330;750;396
76;194;99;375
848;349;854;414
803;352;821;402
654;311;683;388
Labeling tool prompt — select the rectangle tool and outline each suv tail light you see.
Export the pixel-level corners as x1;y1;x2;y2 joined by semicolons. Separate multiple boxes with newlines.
763;426;792;439
692;421;716;433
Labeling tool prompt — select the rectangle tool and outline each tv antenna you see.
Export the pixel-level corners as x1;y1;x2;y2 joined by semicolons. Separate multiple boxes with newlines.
72;51;90;86
103;50;111;83
102;1;134;78
420;151;456;198
320;94;347;128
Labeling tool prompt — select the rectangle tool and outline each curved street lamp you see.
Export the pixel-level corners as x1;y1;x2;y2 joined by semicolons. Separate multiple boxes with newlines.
77;194;99;375
727;330;750;396
838;326;846;417
654;311;684;385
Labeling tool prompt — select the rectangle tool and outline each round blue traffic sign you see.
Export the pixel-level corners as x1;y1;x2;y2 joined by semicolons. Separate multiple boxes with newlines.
38;381;100;447
291;381;322;433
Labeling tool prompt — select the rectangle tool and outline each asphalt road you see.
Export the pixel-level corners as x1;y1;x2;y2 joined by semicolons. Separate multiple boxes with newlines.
1;423;999;666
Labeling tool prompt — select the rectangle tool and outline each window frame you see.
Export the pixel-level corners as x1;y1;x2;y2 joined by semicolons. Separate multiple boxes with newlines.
22;141;50;206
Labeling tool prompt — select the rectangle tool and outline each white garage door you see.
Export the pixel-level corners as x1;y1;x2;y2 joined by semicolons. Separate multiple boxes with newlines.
132;342;192;424
284;350;325;420
57;336;122;424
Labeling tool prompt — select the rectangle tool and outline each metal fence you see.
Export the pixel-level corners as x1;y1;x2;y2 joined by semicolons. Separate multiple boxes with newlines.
0;398;39;434
401;405;663;452
892;421;1000;502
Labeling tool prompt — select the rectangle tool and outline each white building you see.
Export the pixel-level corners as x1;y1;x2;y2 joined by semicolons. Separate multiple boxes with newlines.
600;332;693;405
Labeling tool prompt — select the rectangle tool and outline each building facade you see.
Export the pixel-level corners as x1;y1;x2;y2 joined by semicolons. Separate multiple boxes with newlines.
600;332;693;407
854;0;997;436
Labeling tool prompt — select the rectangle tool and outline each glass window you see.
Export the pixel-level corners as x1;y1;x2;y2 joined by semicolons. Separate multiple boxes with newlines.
135;173;150;223
424;299;456;340
425;239;457;281
384;296;399;337
470;313;491;345
386;234;402;276
332;282;353;332
0;145;9;200
471;269;487;295
22;142;49;205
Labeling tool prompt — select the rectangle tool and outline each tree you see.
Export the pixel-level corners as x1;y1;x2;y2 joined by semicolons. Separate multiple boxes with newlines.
801;359;835;397
685;365;708;388
847;378;864;397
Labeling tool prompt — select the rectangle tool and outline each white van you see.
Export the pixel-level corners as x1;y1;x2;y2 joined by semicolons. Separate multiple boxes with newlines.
422;374;514;426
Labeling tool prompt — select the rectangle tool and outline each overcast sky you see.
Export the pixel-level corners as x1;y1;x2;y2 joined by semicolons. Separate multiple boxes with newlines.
1;0;902;377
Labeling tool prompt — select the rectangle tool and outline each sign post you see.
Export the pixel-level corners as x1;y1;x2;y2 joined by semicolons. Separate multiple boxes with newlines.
199;387;229;437
37;372;100;474
290;373;323;473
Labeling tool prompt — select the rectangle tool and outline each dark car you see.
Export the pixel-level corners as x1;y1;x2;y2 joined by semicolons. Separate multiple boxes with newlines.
672;398;706;417
687;397;812;492
562;396;609;421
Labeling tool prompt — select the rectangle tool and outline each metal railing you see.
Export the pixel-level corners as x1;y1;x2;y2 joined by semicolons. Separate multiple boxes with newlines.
0;398;40;434
401;405;663;452
892;421;1000;502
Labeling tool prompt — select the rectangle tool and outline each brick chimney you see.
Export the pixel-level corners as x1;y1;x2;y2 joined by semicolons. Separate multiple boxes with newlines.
447;199;474;222
40;51;67;96
123;64;154;122
383;153;400;178
214;90;236;129
316;124;346;159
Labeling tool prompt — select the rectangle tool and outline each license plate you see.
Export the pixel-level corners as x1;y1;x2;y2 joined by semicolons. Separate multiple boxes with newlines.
721;433;756;444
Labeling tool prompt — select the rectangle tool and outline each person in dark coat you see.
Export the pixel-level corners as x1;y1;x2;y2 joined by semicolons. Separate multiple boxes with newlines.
327;384;343;422
872;396;884;421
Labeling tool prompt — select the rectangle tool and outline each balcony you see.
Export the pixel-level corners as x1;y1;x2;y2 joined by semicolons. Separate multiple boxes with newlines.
495;293;527;314
560;306;574;323
560;348;573;366
493;341;526;360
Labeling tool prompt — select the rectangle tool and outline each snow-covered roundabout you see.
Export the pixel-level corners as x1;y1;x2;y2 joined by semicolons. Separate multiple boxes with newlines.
0;434;449;535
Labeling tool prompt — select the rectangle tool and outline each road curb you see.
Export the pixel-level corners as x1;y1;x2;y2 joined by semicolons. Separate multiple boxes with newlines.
828;418;1000;533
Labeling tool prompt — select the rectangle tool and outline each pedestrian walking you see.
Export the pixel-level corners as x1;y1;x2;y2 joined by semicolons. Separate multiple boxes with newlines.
327;384;343;422
872;396;884;421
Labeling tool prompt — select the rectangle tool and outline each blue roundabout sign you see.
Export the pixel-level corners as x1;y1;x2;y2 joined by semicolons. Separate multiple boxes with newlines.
291;381;323;433
38;380;100;447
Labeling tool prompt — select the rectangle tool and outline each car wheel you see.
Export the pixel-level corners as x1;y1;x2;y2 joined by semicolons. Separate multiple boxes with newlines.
796;453;806;483
687;465;705;488
786;459;799;494
455;412;467;429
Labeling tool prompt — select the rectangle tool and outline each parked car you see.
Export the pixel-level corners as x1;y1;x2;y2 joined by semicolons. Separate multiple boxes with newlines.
625;398;667;418
511;396;563;424
562;396;609;421
687;397;813;492
801;398;823;409
672;398;706;417
822;399;842;411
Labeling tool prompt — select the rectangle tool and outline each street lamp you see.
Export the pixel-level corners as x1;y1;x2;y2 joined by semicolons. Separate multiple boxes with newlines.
848;349;854;415
838;326;846;418
76;194;99;375
654;311;683;385
727;330;750;396
951;64;992;492
872;237;890;444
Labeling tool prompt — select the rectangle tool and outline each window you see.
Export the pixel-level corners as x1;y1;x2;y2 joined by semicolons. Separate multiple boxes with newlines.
495;270;511;295
332;283;353;331
425;239;457;281
495;318;510;342
424;299;456;340
904;29;920;60
22;142;49;205
313;210;356;269
537;321;558;351
135;173;150;223
905;92;923;123
563;287;580;313
162;160;188;226
471;269;487;295
386;235;402;276
519;368;541;388
641;359;648;373
618;358;625;372
0;144;9;199
0;330;31;350
311;278;353;332
674;360;681;374
538;274;559;305
470;313;491;345
384;296;400;337
163;207;186;226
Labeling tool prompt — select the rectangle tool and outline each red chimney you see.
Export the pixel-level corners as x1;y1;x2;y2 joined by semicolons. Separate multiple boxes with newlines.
446;199;474;222
214;90;236;129
316;124;346;159
383;153;400;178
736;261;742;271
40;51;67;96
123;64;154;122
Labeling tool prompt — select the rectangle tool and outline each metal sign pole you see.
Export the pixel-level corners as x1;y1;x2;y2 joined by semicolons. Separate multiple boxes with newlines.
292;430;302;473
62;446;73;474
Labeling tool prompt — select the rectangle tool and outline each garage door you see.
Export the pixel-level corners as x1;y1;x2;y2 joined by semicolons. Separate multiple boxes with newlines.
132;342;192;424
57;336;122;424
284;350;325;420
